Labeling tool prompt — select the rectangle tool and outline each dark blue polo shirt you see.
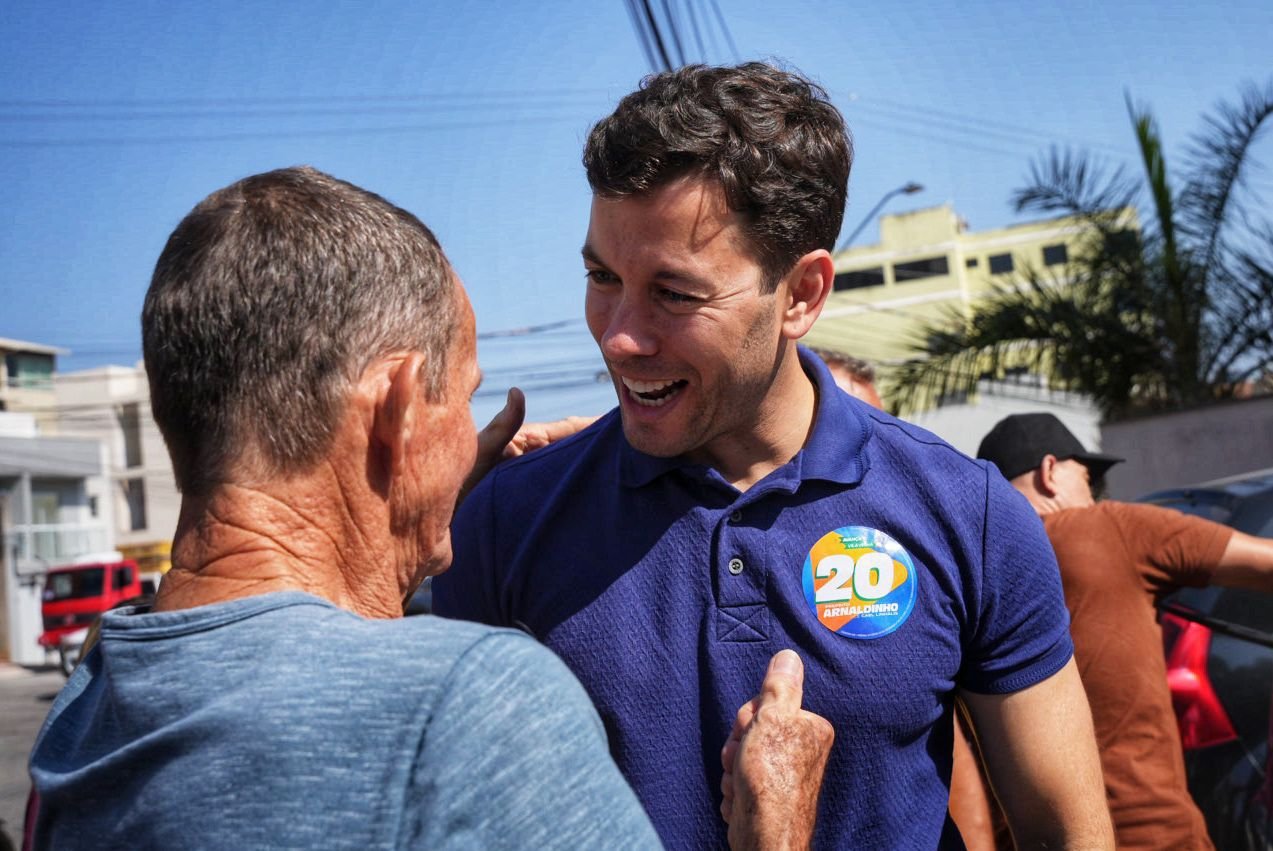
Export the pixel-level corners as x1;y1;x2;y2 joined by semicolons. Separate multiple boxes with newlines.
435;347;1072;850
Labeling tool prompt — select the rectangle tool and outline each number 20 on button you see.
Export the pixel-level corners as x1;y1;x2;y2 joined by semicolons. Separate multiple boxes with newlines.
801;526;918;639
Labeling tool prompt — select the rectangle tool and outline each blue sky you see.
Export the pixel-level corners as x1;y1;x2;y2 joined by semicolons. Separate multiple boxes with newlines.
2;1;1270;422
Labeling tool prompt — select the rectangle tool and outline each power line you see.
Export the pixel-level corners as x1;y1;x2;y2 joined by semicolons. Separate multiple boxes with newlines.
0;104;588;124
851;96;1132;161
623;0;663;74
847;112;1041;160
683;0;709;61
638;0;675;71
476;318;586;339
0;113;588;149
0;89;614;110
707;0;741;62
659;0;688;67
0;93;617;124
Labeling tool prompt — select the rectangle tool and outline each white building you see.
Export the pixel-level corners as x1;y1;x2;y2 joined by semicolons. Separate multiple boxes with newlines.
1;336;63;434
0;411;113;664
55;364;177;572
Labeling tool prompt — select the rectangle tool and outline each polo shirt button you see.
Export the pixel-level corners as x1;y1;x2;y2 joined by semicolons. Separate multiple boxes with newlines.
728;558;744;575
729;510;743;523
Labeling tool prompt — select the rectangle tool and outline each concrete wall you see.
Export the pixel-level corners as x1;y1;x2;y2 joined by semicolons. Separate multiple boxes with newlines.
910;387;1273;501
1101;395;1273;499
904;380;1101;459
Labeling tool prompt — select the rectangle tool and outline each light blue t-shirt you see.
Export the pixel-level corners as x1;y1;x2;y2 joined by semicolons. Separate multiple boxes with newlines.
27;591;660;849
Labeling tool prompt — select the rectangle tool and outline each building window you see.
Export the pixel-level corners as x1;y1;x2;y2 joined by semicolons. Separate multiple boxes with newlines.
124;478;147;532
120;403;143;469
113;564;134;590
4;352;54;390
965;257;979;268
988;253;1014;275
1107;229;1139;254
833;268;885;291
1042;244;1068;266
31;490;59;524
893;255;949;282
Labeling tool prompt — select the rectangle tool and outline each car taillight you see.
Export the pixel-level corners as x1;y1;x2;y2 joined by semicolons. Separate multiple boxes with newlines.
1161;612;1238;750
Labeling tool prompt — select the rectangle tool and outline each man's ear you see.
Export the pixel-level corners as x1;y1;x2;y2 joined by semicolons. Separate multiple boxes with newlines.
370;351;428;480
781;249;835;339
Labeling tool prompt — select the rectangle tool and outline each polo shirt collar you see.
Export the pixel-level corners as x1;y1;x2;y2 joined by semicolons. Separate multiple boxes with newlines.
797;344;872;485
619;436;686;487
618;345;872;489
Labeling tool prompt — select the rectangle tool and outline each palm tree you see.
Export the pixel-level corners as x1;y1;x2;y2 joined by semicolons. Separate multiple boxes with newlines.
889;81;1273;420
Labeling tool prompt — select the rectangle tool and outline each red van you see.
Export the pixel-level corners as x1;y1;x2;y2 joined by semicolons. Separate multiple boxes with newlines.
39;559;144;650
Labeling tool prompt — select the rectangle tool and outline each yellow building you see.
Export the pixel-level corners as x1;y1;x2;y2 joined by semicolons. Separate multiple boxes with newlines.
806;204;1138;373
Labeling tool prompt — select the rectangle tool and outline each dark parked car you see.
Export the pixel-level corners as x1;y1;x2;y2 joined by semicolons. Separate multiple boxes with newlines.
1140;469;1273;849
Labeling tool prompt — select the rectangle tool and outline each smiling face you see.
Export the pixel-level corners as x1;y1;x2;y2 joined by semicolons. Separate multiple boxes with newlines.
583;177;796;468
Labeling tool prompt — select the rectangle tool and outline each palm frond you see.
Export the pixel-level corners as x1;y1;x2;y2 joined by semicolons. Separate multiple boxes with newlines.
890;266;1163;419
1204;248;1273;384
898;81;1273;422
1011;146;1138;225
1180;79;1273;269
1127;92;1181;266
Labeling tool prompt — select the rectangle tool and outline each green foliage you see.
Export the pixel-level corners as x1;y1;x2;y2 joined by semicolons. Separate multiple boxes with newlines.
890;81;1273;421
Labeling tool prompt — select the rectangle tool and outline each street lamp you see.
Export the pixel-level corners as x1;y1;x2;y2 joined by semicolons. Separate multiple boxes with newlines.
834;182;924;253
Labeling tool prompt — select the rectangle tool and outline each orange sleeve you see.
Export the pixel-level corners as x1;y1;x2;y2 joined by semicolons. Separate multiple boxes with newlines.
1101;501;1233;594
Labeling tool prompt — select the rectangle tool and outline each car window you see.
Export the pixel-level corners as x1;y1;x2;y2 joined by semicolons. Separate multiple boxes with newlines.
1152;489;1273;637
43;568;105;601
1147;496;1235;525
1228;493;1273;537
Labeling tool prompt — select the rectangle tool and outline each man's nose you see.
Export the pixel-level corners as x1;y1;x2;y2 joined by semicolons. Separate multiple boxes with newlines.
600;296;659;359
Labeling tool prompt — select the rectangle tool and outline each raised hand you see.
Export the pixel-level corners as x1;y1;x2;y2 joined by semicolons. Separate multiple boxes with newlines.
721;649;834;851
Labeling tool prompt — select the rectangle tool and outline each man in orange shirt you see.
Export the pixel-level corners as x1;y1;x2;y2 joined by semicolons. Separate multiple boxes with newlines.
976;412;1273;849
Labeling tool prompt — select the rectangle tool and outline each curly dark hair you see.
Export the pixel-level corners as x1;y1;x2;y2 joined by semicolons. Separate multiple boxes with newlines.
584;62;852;290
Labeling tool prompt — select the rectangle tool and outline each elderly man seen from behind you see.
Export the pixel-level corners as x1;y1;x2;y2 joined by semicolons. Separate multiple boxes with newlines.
25;167;830;850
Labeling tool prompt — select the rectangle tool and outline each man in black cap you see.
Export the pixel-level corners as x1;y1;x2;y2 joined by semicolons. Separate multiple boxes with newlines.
975;412;1273;850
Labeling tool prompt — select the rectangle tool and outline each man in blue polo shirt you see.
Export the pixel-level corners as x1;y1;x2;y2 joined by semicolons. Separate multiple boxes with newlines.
434;63;1112;850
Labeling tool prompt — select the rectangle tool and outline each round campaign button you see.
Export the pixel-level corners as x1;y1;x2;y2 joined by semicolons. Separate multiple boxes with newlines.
801;526;917;639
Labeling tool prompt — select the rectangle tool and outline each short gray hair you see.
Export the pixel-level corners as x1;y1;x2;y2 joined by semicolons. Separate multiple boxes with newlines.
142;166;457;495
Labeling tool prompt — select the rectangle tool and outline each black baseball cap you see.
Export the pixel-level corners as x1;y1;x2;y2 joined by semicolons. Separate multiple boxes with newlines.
976;413;1124;481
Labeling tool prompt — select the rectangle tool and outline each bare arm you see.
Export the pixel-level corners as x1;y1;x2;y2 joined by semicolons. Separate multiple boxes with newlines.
721;650;834;851
1210;530;1273;592
960;658;1113;850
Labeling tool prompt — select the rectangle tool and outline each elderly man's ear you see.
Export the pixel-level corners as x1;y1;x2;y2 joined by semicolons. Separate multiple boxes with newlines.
365;351;429;482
